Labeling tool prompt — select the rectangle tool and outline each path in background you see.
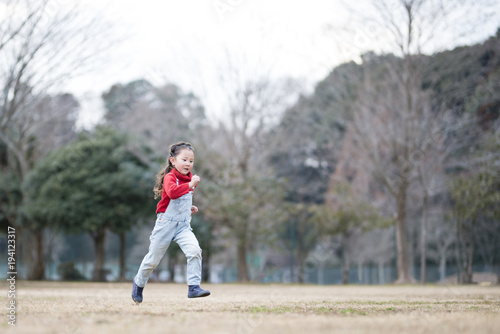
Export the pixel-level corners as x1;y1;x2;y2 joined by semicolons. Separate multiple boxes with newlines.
1;282;499;334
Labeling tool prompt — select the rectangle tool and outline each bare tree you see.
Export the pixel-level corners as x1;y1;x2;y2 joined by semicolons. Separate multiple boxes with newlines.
197;55;299;282
426;215;455;283
349;52;434;283
341;0;496;283
0;0;116;279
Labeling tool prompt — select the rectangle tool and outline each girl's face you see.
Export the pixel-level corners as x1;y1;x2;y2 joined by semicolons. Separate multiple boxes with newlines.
170;149;194;175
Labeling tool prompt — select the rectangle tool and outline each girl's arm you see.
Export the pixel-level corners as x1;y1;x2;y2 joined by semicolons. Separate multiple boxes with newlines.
164;173;191;199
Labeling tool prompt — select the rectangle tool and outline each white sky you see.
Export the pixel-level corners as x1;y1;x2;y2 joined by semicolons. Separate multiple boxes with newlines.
72;0;347;128
59;0;500;128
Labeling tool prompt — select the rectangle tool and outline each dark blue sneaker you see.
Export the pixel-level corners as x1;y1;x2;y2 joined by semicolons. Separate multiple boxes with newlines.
188;285;210;298
132;281;144;304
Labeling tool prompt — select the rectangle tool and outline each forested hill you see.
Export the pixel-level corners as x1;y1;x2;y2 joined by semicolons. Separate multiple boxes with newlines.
272;30;500;205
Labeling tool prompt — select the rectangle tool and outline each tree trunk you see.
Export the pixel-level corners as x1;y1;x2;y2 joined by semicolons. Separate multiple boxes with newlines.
439;252;446;284
237;242;249;282
358;262;364;283
455;218;464;283
296;225;306;284
118;231;126;281
456;218;474;284
202;253;210;283
395;177;411;283
29;228;45;280
464;220;475;284
341;232;350;285
318;264;325;285
92;228;107;281
202;232;211;282
341;259;350;285
420;192;428;284
168;255;176;282
378;261;385;284
297;253;306;284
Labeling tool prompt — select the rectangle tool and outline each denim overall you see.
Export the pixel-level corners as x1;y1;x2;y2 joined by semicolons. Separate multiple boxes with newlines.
134;191;202;287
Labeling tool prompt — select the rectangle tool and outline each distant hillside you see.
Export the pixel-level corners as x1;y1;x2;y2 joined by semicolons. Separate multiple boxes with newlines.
271;30;500;203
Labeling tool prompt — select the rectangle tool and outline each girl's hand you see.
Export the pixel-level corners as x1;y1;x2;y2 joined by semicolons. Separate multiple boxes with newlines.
189;174;200;189
191;206;199;215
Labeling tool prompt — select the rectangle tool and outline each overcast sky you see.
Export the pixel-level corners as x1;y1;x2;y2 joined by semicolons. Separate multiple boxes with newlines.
67;0;500;128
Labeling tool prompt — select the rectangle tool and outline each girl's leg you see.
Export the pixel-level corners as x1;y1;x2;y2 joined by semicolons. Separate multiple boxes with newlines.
174;228;202;285
134;219;174;287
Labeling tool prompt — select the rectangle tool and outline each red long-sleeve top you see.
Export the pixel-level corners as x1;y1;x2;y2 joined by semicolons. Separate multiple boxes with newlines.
156;169;195;214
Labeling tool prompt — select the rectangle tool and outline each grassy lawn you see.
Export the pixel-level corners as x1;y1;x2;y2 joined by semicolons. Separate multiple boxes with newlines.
1;281;499;334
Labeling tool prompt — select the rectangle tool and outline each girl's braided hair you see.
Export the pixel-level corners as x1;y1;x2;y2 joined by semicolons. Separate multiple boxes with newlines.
153;142;194;199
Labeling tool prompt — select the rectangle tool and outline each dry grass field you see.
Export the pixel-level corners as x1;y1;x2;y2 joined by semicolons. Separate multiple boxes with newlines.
1;281;499;334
